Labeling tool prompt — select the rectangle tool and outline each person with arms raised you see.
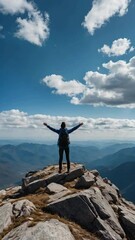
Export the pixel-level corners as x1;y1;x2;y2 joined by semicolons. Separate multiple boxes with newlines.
43;122;83;173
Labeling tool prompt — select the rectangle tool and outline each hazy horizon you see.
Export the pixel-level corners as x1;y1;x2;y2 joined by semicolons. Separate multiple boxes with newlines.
1;138;135;148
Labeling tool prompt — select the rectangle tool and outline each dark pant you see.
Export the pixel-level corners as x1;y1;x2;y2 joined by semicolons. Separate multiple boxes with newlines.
59;146;70;171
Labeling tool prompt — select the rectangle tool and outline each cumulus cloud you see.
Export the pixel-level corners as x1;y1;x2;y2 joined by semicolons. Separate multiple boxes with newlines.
42;74;86;96
0;0;50;46
43;56;135;108
82;0;131;34
1;109;135;130
0;0;33;15
15;12;49;46
1;109;135;141
76;56;135;108
98;38;134;56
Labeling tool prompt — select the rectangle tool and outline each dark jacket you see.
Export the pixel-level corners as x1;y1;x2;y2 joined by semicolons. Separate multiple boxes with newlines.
47;123;82;146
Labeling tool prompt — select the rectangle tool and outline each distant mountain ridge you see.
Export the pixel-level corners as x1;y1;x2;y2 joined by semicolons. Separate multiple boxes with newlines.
0;143;58;189
0;142;135;203
90;146;135;169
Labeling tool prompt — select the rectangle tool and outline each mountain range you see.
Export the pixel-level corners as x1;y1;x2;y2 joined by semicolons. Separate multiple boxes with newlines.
0;142;135;202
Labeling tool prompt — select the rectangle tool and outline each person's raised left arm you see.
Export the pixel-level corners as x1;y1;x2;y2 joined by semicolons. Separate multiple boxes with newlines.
68;123;83;134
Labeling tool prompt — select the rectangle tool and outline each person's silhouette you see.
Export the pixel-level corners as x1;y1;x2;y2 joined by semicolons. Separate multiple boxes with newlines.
43;122;83;173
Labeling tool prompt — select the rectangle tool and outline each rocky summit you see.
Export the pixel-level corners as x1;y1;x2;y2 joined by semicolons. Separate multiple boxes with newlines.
0;163;135;240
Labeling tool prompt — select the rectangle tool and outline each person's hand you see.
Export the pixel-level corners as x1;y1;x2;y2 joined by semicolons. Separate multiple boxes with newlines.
80;122;83;126
43;123;48;126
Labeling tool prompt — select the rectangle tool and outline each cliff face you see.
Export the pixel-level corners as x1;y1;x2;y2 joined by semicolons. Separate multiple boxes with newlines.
0;163;135;240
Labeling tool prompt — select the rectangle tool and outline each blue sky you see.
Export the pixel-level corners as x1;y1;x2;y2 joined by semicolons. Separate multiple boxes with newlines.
1;0;135;142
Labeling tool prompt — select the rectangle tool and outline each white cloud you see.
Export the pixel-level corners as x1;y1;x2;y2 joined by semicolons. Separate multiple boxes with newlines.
0;0;33;15
1;109;135;141
42;74;86;96
76;56;135;108
43;56;135;108
0;0;50;46
15;12;49;46
1;109;135;130
82;0;131;34
98;38;134;56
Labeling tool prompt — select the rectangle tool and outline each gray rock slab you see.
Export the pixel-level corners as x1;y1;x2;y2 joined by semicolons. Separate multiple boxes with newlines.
45;166;85;185
45;173;67;185
96;176;119;203
45;191;97;232
3;219;75;240
48;189;71;203
22;165;85;194
46;182;68;194
22;175;39;187
23;178;47;193
23;163;84;186
0;203;12;234
23;168;50;186
75;171;96;189
86;188;112;219
22;173;66;194
84;188;125;238
63;167;85;182
45;187;125;239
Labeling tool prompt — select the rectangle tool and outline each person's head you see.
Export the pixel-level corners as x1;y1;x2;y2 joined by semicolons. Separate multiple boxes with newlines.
61;122;66;129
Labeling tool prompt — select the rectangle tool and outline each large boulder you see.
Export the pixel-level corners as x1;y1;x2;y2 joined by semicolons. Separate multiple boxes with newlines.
45;187;125;239
46;191;97;230
75;171;96;189
3;219;75;240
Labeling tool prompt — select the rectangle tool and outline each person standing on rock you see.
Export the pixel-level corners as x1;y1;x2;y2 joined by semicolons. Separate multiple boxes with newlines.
43;122;83;173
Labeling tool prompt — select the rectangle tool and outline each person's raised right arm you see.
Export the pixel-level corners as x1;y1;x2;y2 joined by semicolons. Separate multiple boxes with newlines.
43;123;59;134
